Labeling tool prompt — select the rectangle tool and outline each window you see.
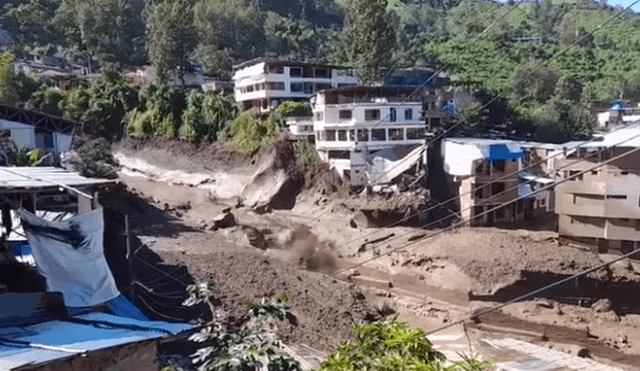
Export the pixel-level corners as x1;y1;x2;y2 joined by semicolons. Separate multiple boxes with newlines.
315;112;323;121
389;108;397;122
338;130;347;141
289;67;302;76
365;109;380;121
268;65;284;74
475;184;485;199
404;108;413;120
349;129;355;141
568;170;583;181
473;206;484;217
406;127;424;140
371;128;386;141
430;117;440;126
339;110;353;120
325;130;336;141
388;128;403;140
255;83;264;91
316;83;332;91
304;82;314;94
492;160;505;173
35;130;54;148
328;150;349;159
491;182;505;195
267;82;285;90
357;129;369;141
573;194;604;205
290;82;303;92
247;85;254;92
606;195;627;200
315;68;329;78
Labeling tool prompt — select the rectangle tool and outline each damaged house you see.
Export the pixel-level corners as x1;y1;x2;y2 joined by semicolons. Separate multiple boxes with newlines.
311;87;432;187
0;167;191;371
441;138;559;226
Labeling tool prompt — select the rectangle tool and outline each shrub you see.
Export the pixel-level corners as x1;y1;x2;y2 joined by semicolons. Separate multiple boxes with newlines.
275;101;312;117
293;136;320;172
225;111;282;154
67;135;118;179
317;318;492;371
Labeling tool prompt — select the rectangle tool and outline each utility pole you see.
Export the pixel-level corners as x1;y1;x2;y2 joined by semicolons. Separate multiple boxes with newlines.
125;214;134;302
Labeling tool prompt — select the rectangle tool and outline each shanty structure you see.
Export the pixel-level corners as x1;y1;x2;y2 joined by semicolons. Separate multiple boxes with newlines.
0;168;193;370
0;105;81;166
0;293;190;371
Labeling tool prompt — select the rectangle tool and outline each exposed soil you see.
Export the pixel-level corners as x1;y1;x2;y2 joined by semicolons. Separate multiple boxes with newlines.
109;137;640;369
157;249;380;353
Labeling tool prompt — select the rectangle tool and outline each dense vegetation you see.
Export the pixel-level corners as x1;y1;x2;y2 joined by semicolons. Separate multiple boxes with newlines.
2;0;640;144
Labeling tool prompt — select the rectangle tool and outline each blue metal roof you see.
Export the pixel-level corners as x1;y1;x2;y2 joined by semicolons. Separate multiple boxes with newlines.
0;312;191;370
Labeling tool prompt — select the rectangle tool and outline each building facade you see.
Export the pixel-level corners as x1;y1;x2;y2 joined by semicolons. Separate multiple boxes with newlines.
232;59;359;115
312;87;429;185
555;127;640;252
442;138;539;226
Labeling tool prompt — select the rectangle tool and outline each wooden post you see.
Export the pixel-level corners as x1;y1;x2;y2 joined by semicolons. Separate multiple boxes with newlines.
125;214;134;301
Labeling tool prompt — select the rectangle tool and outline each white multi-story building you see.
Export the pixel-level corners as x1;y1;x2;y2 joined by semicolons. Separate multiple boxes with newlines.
232;59;359;114
312;87;429;185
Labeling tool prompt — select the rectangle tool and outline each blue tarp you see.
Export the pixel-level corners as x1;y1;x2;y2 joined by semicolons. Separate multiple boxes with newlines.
0;312;191;370
486;143;525;161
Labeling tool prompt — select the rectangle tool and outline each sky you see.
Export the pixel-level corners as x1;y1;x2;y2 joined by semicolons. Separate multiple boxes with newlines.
608;0;640;11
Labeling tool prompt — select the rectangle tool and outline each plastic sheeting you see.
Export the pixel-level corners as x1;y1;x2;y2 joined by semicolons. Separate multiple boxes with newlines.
19;208;119;307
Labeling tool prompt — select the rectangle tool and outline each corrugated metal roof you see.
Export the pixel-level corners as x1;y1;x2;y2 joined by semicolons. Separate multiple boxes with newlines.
0;312;191;370
0;167;117;193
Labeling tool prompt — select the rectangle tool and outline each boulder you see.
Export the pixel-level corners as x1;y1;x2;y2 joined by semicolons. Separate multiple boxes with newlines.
591;298;613;313
212;212;235;229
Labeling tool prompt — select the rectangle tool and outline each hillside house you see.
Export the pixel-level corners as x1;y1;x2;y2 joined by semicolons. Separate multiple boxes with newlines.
311;87;429;186
232;59;359;115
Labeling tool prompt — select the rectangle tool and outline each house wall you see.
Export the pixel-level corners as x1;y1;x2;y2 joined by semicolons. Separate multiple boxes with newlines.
555;147;640;244
313;99;425;180
27;341;158;371
0;119;73;164
232;62;358;114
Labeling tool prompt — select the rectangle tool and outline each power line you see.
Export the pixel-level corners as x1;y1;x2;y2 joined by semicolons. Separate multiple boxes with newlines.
336;141;640;275
425;246;640;336
367;0;640;186
337;121;638;252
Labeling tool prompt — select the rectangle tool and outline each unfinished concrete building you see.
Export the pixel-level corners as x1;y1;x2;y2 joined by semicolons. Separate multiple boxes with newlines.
442;138;528;225
554;126;640;252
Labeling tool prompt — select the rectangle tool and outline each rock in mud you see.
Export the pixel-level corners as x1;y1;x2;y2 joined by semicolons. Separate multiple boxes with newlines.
240;134;303;212
243;226;268;250
213;212;236;229
591;298;613;313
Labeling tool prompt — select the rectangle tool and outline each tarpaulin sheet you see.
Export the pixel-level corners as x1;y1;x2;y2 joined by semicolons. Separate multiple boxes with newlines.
19;208;119;307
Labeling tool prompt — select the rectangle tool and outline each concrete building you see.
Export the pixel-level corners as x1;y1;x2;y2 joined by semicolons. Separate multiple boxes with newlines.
442;138;542;226
595;102;640;129
312;87;429;185
286;116;314;137
554;125;640;252
232;59;359;115
0;105;79;166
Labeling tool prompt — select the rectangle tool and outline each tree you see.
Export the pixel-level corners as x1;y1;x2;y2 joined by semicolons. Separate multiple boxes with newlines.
0;0;63;49
317;318;492;371
340;0;397;84
180;90;239;142
275;101;312;117
62;63;139;139
225;111;281;154
53;0;146;68
193;0;265;76
26;86;65;116
0;53;20;105
147;0;197;87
